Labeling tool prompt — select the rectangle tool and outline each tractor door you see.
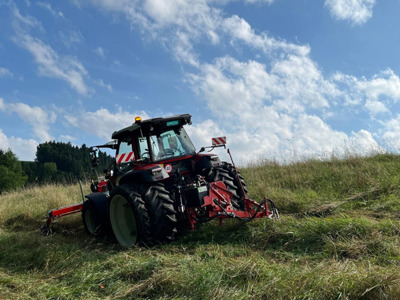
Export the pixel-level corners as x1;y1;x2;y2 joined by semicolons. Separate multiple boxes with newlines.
137;136;151;161
115;137;136;171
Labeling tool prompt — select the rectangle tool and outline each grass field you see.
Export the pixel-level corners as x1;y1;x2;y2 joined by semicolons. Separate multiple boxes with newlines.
2;154;400;299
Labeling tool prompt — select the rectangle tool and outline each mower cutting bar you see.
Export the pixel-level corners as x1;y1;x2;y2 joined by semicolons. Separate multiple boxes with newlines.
42;203;83;233
48;203;83;219
187;181;277;229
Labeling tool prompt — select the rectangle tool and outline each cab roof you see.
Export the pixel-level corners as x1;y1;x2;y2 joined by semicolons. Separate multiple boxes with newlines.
111;114;192;140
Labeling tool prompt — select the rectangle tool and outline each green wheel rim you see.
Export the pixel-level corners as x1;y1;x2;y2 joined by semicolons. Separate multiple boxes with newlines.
110;195;138;246
84;208;97;234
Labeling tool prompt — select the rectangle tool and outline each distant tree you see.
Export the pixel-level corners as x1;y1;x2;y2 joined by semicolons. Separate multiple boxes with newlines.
29;142;113;184
0;149;28;193
40;162;58;183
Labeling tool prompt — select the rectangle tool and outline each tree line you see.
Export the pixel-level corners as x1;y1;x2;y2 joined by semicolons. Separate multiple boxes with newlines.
0;142;113;193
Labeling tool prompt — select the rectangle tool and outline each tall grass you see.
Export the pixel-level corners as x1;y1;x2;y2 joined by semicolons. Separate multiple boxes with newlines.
0;184;90;231
243;153;400;215
2;154;400;299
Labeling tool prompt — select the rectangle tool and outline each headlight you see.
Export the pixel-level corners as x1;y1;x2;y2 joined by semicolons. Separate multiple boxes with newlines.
211;155;219;162
148;166;163;176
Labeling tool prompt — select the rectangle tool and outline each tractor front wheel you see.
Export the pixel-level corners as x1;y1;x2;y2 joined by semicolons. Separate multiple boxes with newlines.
82;200;102;236
109;186;152;246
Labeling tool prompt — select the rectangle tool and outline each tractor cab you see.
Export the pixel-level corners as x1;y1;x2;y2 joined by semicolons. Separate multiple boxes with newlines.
109;114;216;186
111;114;195;163
89;114;222;190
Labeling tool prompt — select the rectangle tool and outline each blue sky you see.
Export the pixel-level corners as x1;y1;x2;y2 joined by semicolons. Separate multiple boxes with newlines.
1;0;400;164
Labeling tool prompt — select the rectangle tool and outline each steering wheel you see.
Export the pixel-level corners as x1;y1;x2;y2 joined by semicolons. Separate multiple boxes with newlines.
141;151;150;159
165;149;174;156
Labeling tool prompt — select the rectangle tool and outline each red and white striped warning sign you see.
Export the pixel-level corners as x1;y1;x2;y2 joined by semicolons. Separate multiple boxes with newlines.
116;152;135;164
212;136;227;146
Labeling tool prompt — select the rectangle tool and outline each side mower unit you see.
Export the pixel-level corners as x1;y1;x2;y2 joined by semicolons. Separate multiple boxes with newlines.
186;181;279;230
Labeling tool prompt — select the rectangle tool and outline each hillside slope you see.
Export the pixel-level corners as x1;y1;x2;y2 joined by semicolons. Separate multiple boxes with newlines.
1;154;400;299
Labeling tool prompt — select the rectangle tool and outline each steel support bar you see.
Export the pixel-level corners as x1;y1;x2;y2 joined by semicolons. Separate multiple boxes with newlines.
48;203;83;218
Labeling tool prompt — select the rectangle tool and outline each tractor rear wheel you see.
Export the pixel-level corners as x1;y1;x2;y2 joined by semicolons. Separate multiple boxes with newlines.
222;162;248;209
82;200;102;236
109;186;152;246
208;162;248;210
140;183;178;244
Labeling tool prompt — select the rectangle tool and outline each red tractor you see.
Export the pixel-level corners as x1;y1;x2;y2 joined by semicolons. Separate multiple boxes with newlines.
43;114;278;246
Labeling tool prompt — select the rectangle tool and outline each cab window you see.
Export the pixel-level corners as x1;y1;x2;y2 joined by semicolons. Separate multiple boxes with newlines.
116;137;134;163
138;137;150;159
149;128;196;161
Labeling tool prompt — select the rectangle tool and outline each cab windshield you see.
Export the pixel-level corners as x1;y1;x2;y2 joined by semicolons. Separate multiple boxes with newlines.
149;128;196;161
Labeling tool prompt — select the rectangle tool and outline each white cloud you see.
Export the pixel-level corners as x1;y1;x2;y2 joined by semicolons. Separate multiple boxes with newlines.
271;55;338;110
90;0;310;67
8;136;39;161
245;0;274;3
37;2;64;18
85;0;387;163
10;3;91;95
0;67;14;78
292;114;348;154
0;99;56;142
65;108;150;140
0;129;38;161
187;55;386;164
356;69;400;101
59;29;84;49
0;129;10;150
94;46;106;59
381;116;400;151
324;0;376;25
348;130;384;155
93;78;112;92
332;69;400;113
291;117;383;159
222;15;310;57
365;99;388;116
14;33;91;95
190;56;337;119
186;119;225;149
58;135;76;142
11;2;42;30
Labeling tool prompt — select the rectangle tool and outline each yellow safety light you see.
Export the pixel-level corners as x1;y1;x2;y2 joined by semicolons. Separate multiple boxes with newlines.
135;116;142;123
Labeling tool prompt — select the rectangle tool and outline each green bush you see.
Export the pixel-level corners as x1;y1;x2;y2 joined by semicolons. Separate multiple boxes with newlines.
0;149;27;193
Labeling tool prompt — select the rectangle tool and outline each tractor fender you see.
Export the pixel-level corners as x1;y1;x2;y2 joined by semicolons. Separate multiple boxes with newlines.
193;154;221;176
84;192;110;223
118;165;169;186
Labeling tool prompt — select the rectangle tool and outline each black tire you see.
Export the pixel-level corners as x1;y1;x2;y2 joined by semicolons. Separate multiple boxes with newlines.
109;186;152;247
208;162;248;210
82;200;103;236
222;162;248;206
140;183;178;244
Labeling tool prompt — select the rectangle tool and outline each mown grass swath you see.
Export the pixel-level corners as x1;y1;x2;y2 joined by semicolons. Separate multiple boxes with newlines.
2;153;400;299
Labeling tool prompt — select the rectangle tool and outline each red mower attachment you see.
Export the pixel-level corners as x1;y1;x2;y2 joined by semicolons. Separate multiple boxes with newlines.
40;181;86;236
187;135;279;229
186;181;279;230
41;202;83;235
